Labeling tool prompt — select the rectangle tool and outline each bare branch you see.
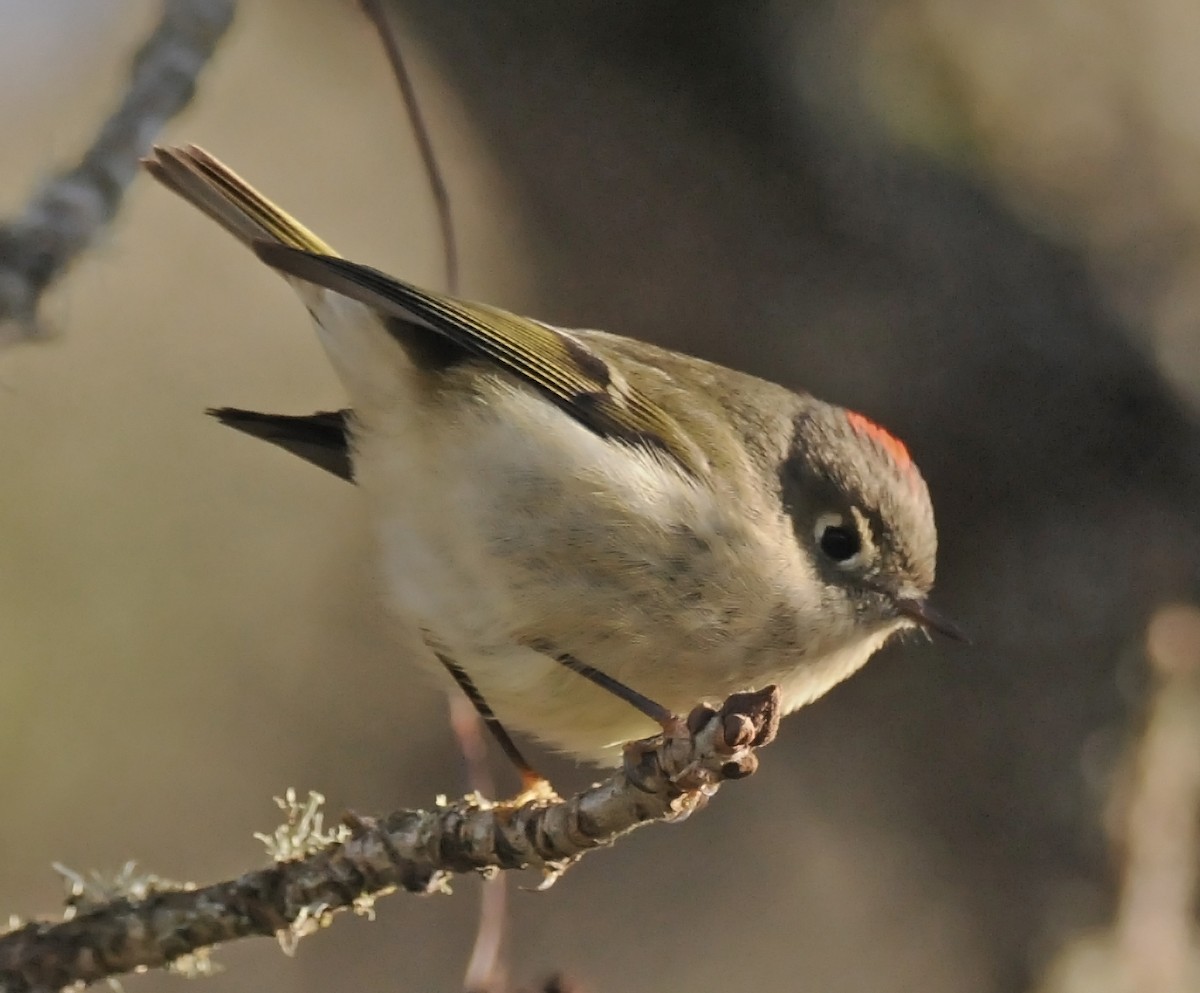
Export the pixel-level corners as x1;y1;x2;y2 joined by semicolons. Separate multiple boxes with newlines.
0;0;236;342
0;689;778;993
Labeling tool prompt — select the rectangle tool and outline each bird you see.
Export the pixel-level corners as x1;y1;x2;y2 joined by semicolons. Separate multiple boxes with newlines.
144;144;961;787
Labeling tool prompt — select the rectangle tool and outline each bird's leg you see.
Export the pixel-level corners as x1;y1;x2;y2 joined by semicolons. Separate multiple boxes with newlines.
544;650;692;788
433;651;557;804
547;650;688;739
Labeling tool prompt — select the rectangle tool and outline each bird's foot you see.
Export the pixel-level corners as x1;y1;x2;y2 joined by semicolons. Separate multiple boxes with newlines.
493;771;561;815
622;687;782;793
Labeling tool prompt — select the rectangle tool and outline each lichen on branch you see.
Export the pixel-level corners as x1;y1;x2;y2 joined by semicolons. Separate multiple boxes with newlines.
0;688;779;993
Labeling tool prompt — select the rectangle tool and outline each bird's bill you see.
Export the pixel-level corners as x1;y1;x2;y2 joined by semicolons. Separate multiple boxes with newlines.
895;597;969;643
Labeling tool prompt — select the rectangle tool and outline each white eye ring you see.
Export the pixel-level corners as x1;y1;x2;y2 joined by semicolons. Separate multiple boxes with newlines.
814;511;865;567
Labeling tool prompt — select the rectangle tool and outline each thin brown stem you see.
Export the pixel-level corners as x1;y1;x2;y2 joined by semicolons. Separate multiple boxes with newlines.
450;695;509;993
357;0;459;296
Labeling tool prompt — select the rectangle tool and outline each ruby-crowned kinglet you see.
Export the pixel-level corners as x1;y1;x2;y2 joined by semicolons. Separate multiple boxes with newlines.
144;145;961;772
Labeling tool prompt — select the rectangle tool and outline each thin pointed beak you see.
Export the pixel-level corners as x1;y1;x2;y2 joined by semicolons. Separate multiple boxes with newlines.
895;597;970;643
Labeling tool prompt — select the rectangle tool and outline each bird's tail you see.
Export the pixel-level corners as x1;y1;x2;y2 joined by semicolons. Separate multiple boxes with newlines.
145;144;418;408
143;145;338;257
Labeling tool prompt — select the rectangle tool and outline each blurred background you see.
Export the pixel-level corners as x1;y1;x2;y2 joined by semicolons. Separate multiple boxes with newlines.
2;1;1199;991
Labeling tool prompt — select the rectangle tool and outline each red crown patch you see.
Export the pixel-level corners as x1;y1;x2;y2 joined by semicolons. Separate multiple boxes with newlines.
845;410;913;474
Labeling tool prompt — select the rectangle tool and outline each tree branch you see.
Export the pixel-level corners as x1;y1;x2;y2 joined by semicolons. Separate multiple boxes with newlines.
0;688;779;993
0;0;235;341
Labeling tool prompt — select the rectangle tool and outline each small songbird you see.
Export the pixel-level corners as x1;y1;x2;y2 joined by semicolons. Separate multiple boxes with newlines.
145;145;961;783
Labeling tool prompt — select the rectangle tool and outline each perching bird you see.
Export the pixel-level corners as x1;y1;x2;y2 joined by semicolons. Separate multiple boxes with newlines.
145;145;959;786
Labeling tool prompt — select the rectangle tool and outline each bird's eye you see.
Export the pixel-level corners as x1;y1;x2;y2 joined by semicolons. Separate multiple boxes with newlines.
815;513;862;564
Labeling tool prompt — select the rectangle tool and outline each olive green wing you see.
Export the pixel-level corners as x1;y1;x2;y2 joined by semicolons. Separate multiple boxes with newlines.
253;243;708;478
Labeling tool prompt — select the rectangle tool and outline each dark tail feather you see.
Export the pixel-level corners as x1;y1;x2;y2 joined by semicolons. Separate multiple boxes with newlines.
207;408;353;482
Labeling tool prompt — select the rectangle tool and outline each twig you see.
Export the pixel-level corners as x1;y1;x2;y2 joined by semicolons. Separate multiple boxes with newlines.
357;0;458;295
0;688;779;993
449;695;509;993
0;0;235;341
